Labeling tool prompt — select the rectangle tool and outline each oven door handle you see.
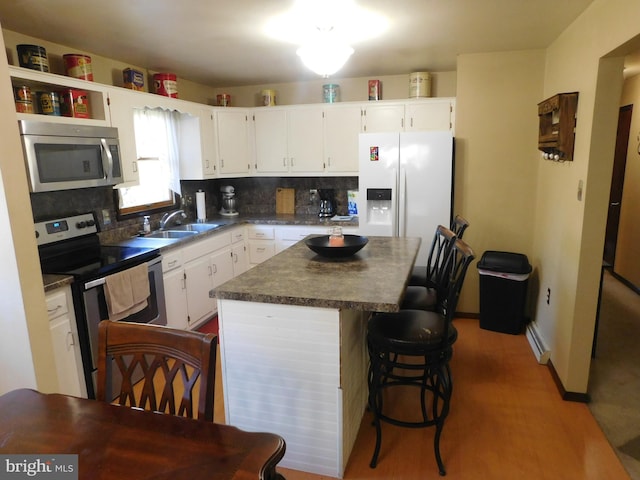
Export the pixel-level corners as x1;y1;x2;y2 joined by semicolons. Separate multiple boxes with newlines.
84;277;107;290
83;256;160;290
101;138;113;181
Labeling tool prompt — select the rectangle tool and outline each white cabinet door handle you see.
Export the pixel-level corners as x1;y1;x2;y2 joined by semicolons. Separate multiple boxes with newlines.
47;304;63;315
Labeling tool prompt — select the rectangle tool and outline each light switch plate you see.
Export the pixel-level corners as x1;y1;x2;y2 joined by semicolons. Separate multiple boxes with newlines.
577;180;584;201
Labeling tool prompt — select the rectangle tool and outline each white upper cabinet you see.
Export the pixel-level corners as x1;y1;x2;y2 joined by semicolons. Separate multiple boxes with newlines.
323;104;361;174
361;103;404;133
179;106;217;179
253;108;288;173
405;99;455;132
361;99;456;133
108;88;215;186
9;65;111;127
9;65;456;181
216;108;251;176
253;106;324;175
106;87;142;187
288;106;324;173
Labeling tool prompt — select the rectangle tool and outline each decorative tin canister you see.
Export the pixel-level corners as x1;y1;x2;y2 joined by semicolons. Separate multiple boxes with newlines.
368;80;381;101
14;85;31;102
153;73;178;98
409;72;432;98
14;85;33;113
323;84;339;103
15;100;33;113
58;89;90;118
17;44;49;72
37;91;61;116
63;54;93;81
217;93;231;106
261;89;276;106
123;68;144;91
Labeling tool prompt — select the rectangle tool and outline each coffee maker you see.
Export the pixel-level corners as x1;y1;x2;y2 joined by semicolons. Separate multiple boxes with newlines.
317;189;335;218
219;185;239;216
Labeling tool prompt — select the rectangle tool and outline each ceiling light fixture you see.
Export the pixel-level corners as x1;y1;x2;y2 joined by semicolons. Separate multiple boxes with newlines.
296;28;354;78
265;0;388;78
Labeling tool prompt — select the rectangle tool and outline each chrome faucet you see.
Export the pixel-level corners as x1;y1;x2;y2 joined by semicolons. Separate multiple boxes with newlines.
159;210;186;230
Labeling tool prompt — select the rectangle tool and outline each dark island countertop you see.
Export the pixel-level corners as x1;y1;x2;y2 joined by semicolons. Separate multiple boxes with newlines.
215;236;421;313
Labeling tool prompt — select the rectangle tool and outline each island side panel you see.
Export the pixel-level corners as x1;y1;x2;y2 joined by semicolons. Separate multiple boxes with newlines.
339;309;369;473
218;299;344;478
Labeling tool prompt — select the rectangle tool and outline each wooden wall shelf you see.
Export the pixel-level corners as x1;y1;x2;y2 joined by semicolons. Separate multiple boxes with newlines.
538;92;578;161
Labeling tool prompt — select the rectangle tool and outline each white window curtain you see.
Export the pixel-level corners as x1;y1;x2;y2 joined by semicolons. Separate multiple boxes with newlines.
133;107;182;195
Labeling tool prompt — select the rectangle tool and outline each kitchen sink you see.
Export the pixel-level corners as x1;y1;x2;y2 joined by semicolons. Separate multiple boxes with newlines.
146;230;199;239
172;223;221;233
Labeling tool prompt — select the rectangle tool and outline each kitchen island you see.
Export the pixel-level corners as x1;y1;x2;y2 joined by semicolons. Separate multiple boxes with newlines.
215;236;420;478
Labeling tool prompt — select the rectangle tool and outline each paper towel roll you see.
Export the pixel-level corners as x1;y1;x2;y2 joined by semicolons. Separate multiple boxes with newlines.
196;190;206;222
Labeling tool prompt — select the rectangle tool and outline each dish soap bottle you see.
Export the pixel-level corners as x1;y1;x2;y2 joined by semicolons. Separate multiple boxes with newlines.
143;216;151;234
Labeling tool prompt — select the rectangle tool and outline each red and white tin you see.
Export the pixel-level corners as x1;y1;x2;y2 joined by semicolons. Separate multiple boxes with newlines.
217;93;231;106
58;89;90;118
63;54;93;81
153;73;178;98
368;79;381;101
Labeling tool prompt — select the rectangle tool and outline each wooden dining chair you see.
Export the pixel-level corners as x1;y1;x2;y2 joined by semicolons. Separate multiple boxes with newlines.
96;320;217;421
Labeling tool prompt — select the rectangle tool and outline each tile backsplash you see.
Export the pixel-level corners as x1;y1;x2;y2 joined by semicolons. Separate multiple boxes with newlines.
30;176;359;242
181;177;358;217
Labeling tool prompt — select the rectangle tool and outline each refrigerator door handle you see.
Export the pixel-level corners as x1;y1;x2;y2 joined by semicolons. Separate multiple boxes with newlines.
398;168;407;237
392;167;399;237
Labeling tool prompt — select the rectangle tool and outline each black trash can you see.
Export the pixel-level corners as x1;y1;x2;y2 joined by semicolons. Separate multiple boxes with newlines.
477;251;532;335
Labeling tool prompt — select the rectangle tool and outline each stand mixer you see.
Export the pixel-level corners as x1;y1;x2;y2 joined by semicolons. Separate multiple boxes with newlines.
219;185;239;216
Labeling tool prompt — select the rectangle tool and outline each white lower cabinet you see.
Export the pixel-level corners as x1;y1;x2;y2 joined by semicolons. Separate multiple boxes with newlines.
184;253;216;329
46;286;87;398
247;226;276;266
162;250;189;330
162;231;236;331
230;227;249;276
275;226;326;253
275;225;359;253
162;224;359;329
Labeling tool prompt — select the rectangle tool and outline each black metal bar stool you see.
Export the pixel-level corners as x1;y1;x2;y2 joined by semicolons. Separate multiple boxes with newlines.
403;225;457;310
409;215;469;288
367;238;475;476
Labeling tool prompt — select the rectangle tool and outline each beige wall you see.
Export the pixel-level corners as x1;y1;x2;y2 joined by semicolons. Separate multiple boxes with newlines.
615;74;640;284
0;27;58;394
207;71;457;107
3;30;220;105
532;0;640;393
3;29;456;107
454;50;545;316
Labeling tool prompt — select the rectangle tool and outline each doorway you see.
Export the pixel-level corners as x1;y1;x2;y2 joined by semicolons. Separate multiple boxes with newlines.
603;104;632;267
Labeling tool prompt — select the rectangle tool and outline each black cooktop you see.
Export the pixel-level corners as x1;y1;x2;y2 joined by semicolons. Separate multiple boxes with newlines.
39;234;158;280
36;212;159;281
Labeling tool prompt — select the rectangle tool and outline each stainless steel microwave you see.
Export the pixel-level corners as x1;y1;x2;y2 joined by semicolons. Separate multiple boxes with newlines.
18;120;123;192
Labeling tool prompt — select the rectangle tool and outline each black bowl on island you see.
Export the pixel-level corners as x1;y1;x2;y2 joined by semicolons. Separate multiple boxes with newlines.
304;235;369;258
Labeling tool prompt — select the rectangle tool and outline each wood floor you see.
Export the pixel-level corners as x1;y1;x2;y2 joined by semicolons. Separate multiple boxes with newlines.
213;317;629;480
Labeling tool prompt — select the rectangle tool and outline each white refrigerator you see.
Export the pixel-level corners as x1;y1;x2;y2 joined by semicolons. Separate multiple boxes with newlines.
358;131;454;266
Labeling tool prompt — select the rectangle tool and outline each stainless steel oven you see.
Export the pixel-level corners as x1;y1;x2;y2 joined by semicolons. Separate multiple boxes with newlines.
36;212;167;398
81;256;166;393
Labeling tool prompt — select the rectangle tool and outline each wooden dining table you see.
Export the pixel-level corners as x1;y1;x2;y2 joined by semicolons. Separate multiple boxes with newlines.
0;389;286;480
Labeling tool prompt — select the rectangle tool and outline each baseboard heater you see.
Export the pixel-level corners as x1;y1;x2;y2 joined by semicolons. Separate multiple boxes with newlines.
525;323;551;364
